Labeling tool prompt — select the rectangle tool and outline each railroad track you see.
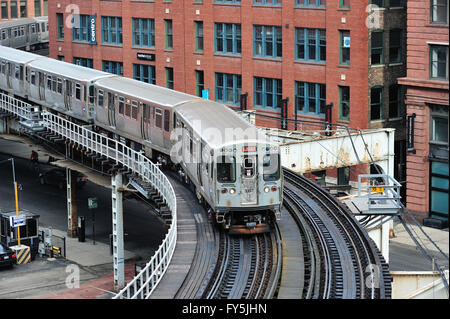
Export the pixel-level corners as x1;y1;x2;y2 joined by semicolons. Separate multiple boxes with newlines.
202;228;281;299
282;168;391;299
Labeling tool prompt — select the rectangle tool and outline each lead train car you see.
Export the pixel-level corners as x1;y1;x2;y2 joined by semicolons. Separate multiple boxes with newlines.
0;46;283;234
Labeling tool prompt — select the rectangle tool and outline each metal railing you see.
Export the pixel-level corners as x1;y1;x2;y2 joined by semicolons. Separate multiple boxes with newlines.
0;92;177;299
357;174;402;213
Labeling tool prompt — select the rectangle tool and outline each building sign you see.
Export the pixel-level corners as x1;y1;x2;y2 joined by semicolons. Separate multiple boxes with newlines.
137;52;155;61
88;197;98;209
407;113;416;153
10;215;26;228
343;36;350;48
89;15;97;44
202;89;209;100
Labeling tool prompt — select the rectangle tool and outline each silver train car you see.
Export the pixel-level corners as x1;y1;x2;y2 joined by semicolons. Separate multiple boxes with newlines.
0;46;283;234
0;16;48;50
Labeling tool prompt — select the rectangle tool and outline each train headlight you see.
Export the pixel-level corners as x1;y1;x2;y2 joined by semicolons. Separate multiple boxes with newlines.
264;187;270;193
229;188;236;194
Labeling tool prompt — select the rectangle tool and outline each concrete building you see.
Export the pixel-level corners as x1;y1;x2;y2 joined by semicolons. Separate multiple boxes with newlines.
48;0;407;187
0;0;48;21
398;0;449;227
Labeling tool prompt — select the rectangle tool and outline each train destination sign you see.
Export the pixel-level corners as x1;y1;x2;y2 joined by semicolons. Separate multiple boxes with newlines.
137;53;156;61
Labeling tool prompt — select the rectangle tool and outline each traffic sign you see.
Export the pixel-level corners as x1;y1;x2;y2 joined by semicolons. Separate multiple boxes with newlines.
10;215;26;228
88;197;98;209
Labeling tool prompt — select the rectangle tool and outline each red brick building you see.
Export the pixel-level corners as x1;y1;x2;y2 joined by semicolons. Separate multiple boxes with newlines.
0;0;47;21
48;0;407;187
398;0;449;227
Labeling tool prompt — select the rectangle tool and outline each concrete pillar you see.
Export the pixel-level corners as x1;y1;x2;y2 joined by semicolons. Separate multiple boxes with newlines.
66;167;78;237
112;172;125;291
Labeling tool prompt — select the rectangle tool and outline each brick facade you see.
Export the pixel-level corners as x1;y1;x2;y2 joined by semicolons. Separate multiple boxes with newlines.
398;0;449;225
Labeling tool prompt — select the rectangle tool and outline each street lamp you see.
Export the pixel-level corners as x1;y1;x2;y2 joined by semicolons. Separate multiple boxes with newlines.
0;157;21;245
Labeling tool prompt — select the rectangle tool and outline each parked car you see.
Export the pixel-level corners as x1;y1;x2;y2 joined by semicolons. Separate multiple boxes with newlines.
0;243;16;269
39;168;87;189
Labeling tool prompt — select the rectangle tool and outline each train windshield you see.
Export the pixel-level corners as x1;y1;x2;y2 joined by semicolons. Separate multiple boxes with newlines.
217;155;236;183
263;153;280;181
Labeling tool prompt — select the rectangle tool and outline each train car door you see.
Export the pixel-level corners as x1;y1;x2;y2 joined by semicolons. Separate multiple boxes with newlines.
64;80;72;110
107;92;116;127
38;72;45;100
152;107;164;148
241;155;258;205
141;102;151;141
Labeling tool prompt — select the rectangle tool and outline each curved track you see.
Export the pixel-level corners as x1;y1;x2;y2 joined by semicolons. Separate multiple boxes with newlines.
282;168;391;299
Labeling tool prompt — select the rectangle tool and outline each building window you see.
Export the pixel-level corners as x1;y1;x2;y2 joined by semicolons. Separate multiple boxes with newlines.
215;0;241;3
295;28;326;63
166;67;174;89
1;1;7;19
73;57;93;68
370;86;384;121
430;161;449;221
430;105;449;144
215;23;241;55
72;15;89;42
431;0;448;24
10;1;17;19
102;60;123;76
254;25;282;58
254;0;281;5
57;55;65;61
388;84;401;118
339;86;350;121
215;73;242;105
132;18;155;48
133;64;156;84
340;0;350;8
295;0;326;7
101;16;122;45
430;45;449;80
338;167;350;185
254;77;282;110
34;0;41;16
196;70;204;97
389;29;402;63
195;21;203;52
295;81;326;115
339;30;350;65
19;0;26;17
390;0;403;7
370;0;384;8
371;30;384;65
165;19;173;49
43;0;48;15
56;13;64;40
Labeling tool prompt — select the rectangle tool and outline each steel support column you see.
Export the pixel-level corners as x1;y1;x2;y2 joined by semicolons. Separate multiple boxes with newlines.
66;167;78;237
112;172;125;291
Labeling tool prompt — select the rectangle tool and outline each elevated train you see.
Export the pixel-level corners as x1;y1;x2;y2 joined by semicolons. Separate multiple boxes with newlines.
0;16;48;50
0;46;283;234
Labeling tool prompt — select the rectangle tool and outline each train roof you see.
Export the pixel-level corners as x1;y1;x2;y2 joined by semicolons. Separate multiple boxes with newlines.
94;76;196;107
0;18;39;28
0;45;43;63
28;57;112;82
175;100;269;149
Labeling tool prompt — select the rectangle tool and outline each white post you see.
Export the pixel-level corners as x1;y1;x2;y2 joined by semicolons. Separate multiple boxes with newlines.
112;172;125;290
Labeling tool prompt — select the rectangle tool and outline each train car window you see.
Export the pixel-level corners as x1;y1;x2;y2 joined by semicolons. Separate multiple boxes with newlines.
164;110;170;132
1;30;6;40
118;96;125;115
30;71;36;85
57;78;63;94
75;83;81;100
0;61;5;74
47;75;52;90
37;23;40;32
131;100;138;120
217;155;236;183
31;24;36;34
20;26;24;36
15;65;20;79
155;108;162;129
98;90;104;107
243;156;255;177
52;77;57;92
13;27;17;37
89;86;94;104
125;99;131;117
143;103;150;122
263;154;280;181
